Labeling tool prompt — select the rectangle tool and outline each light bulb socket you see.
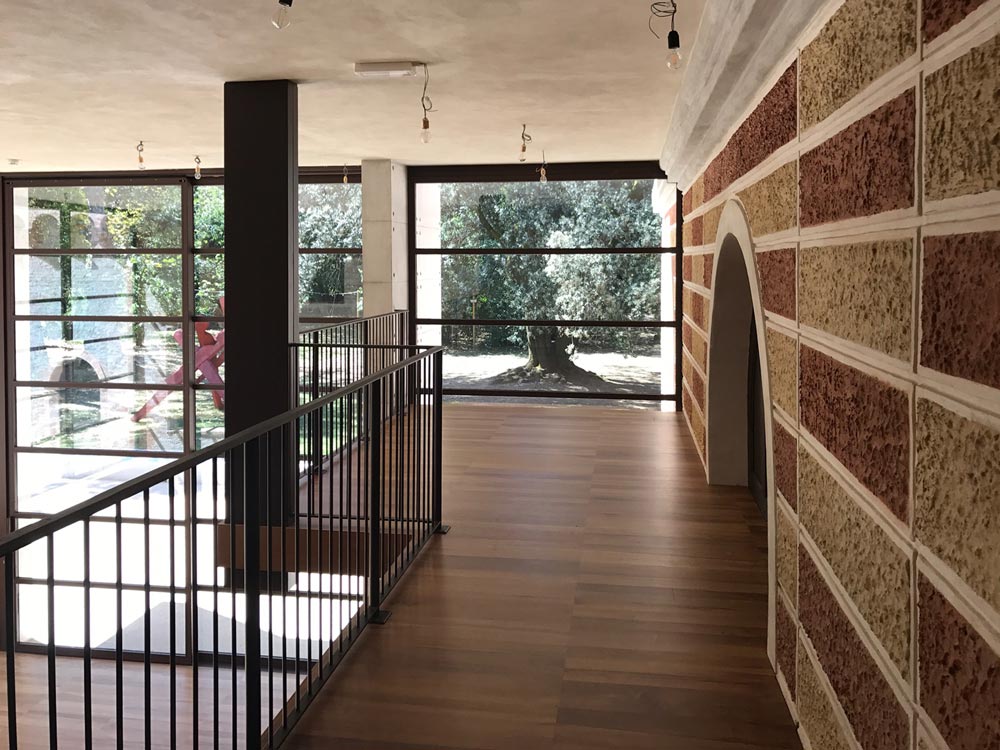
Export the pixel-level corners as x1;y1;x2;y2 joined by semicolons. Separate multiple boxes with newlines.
667;29;681;49
422;117;430;131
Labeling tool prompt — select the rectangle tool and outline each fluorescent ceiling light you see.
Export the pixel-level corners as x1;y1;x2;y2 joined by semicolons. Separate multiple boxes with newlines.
354;62;419;79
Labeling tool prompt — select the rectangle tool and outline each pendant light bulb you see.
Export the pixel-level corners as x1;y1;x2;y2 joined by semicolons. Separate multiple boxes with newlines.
519;144;527;163
194;155;203;181
136;141;146;171
666;29;683;71
538;151;549;183
343;165;349;184
271;0;292;29
419;64;434;144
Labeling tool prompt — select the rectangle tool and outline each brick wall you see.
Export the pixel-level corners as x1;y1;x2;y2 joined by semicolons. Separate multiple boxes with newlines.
678;1;1000;748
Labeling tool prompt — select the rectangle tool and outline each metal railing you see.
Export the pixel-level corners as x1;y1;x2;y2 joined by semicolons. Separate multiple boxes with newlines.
0;343;444;749
295;311;410;405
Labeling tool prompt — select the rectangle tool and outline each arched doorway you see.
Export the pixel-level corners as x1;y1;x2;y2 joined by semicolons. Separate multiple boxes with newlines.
704;200;776;663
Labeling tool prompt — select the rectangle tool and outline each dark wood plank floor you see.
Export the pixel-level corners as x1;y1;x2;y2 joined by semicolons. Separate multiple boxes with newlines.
285;403;800;750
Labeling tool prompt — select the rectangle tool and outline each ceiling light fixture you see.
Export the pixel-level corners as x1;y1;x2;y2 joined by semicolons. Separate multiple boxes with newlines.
419;64;434;144
537;152;549;183
649;1;683;71
343;164;349;184
519;125;533;163
272;0;293;30
136;141;146;170
194;155;203;180
353;62;419;79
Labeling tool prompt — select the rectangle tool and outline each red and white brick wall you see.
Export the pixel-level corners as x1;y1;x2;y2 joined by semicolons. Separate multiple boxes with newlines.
679;0;1000;747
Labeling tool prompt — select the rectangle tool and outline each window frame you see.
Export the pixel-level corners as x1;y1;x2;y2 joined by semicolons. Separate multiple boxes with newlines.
407;161;684;405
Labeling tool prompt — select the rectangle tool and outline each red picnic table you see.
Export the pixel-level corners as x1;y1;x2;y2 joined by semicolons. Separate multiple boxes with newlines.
132;301;225;422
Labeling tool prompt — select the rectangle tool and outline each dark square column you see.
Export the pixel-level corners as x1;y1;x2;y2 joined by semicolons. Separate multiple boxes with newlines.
224;79;298;434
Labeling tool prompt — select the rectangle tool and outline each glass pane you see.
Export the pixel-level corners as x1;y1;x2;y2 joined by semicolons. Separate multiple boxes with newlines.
194;254;225;315
415;180;661;250
192;325;225;384
418;252;661;322
299;253;362;317
196;390;225;448
16;386;184;452
14;254;183;317
15;453;174;515
194;185;225;249
17;585;186;654
299;183;362;249
13;185;182;250
417;323;663;396
15;320;183;384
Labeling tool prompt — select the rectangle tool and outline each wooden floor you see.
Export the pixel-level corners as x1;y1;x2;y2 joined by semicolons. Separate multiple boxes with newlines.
284;403;800;749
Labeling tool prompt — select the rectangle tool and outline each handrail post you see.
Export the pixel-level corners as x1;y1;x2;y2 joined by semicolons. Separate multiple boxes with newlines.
243;438;262;744
4;555;17;750
368;385;391;624
432;349;449;534
310;332;322;472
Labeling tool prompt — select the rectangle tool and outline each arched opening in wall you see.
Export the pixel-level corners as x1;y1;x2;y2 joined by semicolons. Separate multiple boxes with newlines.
705;203;773;502
705;201;777;664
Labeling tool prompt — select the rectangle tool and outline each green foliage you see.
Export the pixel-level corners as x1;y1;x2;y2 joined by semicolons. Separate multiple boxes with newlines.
438;180;662;354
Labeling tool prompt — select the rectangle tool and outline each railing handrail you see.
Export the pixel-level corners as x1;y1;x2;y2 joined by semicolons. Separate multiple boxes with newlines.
298;310;407;339
0;345;444;557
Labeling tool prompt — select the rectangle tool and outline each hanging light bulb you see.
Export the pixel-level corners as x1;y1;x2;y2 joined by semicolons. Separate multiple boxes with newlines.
343;165;349;184
194;155;203;181
136;141;146;170
271;0;293;29
419;64;434;144
519;124;532;163
649;2;684;72
666;29;684;71
537;152;549;184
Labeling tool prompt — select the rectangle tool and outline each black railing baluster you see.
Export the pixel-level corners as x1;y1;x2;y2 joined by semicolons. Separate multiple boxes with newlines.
83;518;93;749
433;350;444;532
5;554;17;750
212;456;220;750
368;382;389;624
292;416;301;716
280;424;289;733
244;438;262;748
229;448;237;750
46;538;57;749
144;489;152;750
265;430;274;749
115;500;124;750
190;468;200;750
169;477;178;750
305;408;314;696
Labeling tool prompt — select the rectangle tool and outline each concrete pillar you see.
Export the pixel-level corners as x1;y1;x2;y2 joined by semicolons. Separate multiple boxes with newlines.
361;160;408;317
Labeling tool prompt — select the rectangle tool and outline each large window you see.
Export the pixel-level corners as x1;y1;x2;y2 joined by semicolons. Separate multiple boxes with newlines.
411;166;680;408
5;172;362;516
4;170;363;655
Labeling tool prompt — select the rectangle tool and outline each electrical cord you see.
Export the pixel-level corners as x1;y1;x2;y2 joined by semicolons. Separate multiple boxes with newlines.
421;64;435;117
648;1;678;39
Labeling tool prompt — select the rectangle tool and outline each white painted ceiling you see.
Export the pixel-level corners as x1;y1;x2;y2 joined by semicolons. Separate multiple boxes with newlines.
0;0;705;173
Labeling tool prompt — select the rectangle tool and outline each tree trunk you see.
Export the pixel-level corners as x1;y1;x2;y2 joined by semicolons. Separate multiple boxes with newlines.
525;326;574;372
